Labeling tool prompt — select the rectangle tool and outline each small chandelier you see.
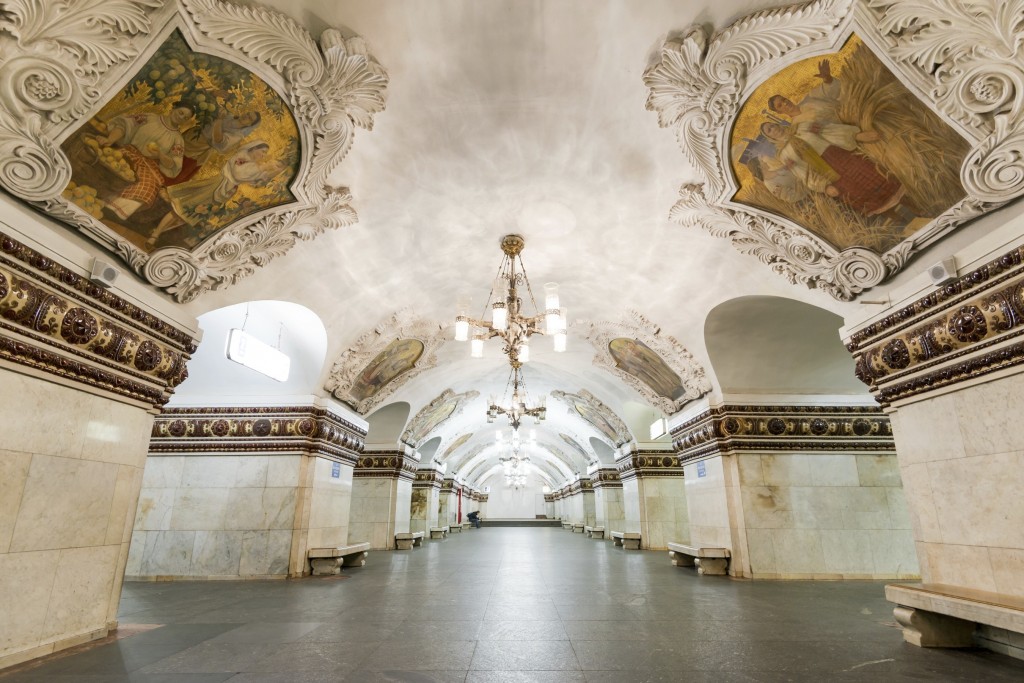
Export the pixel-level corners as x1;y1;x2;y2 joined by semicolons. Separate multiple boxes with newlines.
454;234;567;363
500;435;531;489
487;364;546;430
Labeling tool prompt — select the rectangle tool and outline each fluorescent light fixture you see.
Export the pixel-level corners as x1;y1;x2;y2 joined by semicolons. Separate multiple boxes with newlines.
226;328;290;382
649;417;668;440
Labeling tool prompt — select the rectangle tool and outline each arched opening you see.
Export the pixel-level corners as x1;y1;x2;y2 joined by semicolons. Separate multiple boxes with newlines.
364;402;412;448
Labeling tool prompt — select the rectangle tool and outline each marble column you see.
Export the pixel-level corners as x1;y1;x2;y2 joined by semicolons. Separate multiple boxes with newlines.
349;449;417;550
845;240;1024;658
132;402;367;579
618;450;688;550
0;228;198;669
411;466;443;534
592;467;624;534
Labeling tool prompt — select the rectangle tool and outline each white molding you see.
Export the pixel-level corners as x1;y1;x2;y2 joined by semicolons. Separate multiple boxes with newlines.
324;309;447;415
643;0;1020;300
0;0;387;301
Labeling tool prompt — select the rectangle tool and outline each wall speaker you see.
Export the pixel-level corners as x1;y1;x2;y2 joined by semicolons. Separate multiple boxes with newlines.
928;257;957;286
89;258;120;288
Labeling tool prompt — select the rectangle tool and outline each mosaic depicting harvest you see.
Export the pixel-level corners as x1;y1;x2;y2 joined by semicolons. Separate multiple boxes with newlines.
608;338;686;401
730;34;969;254
61;30;300;252
349;339;425;403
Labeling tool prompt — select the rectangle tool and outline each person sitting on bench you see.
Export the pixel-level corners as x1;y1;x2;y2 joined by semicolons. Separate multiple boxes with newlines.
467;511;482;528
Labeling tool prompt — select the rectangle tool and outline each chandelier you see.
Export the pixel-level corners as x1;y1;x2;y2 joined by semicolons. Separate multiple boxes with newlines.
487;364;545;429
499;431;531;489
454;234;566;364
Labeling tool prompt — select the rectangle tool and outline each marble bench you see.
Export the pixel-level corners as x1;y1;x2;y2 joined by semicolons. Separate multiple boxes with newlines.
667;542;730;575
449;523;463;534
561;521;573;530
395;531;425;550
887;583;1024;648
308;542;370;575
584;525;605;539
461;522;473;530
430;526;449;539
572;523;585;533
610;531;641;550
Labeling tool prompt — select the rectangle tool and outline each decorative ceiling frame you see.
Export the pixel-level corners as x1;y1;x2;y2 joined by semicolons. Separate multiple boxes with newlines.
0;0;387;301
400;388;479;449
550;389;634;448
643;0;1021;300
583;310;712;414
558;432;597;467
324;309;447;414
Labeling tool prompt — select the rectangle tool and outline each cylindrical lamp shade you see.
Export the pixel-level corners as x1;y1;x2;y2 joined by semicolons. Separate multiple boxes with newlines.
454;317;469;341
518;341;530;363
492;303;507;330
544;282;559;311
471;337;484;358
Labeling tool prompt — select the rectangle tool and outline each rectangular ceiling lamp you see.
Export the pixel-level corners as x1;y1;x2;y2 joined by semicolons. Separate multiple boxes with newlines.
649;418;668;441
226;328;290;382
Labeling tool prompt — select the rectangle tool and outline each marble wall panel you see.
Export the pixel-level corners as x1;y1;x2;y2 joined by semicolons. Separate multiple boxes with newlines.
621;478;642;534
634;477;688;550
0;550;59;661
41;545;119;642
684;457;732;550
305;457;353;549
0;451;32;553
191;531;243;576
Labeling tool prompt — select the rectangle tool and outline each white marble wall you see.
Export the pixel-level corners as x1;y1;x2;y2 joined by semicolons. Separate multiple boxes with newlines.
594;487;625;533
734;452;917;579
621;478;642;534
128;454;301;579
635;477;689;550
348;476;412;550
891;374;1024;597
301;456;354;555
0;369;154;669
683;456;734;550
410;486;438;534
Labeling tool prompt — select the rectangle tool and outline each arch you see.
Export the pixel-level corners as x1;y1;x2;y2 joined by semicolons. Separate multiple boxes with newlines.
704;296;867;395
172;300;327;402
364;402;411;447
418;436;443;462
589;437;615;463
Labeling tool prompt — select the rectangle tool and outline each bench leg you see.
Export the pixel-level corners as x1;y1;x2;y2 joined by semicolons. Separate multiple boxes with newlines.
341;551;367;568
612;537;623;547
893;606;975;648
669;551;695;567
695;558;728;575
622;538;640;550
310;558;341;576
592;531;604;539
396;539;413;550
413;537;423;547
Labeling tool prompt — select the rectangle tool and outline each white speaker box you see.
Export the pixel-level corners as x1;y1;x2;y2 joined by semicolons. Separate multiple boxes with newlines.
928;257;957;286
89;258;120;288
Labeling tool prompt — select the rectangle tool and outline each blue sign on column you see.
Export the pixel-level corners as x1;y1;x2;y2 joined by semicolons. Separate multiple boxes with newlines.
696;460;706;478
331;461;341;479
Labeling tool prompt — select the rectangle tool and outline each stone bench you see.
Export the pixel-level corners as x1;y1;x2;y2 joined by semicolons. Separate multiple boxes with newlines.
667;542;730;575
887;583;1024;648
572;523;585;533
395;531;425;550
430;526;449;539
610;531;641;550
461;522;472;530
584;525;605;539
561;521;573;530
449;523;463;534
308;542;370;575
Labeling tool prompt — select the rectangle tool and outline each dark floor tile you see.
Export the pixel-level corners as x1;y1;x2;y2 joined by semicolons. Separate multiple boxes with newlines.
476;621;568;641
469;641;579;671
361;640;477;671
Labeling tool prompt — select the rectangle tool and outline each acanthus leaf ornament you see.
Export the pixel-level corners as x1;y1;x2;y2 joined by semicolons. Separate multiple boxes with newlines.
0;0;387;302
646;0;1024;299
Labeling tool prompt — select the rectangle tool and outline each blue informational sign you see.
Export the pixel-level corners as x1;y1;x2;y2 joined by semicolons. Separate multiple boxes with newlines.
696;460;706;478
331;461;341;479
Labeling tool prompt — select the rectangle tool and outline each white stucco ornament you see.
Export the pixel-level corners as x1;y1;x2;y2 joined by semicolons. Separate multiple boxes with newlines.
644;0;1019;299
0;0;387;301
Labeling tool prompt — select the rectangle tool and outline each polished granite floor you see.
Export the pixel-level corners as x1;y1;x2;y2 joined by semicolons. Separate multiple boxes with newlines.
3;528;1023;682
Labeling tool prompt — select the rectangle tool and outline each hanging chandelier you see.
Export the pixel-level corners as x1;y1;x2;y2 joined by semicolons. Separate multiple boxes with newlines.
487;364;546;430
454;234;567;364
499;432;531;489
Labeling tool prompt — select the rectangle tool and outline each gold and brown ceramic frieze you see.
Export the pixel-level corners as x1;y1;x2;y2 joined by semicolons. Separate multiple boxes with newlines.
354;449;418;480
592;467;622;489
671;405;892;462
847;246;1024;405
616;449;684;481
0;231;196;407
150;405;365;463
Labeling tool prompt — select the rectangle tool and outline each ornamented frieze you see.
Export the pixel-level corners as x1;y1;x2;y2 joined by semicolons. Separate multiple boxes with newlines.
592;467;622;489
643;0;1022;300
616;449;684;482
354;449;418;480
846;245;1024;405
150;405;366;463
0;231;196;407
412;468;444;489
543;493;554;503
671;404;892;462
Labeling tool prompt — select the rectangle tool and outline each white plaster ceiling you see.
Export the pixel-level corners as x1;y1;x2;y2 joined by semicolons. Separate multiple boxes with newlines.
172;0;982;486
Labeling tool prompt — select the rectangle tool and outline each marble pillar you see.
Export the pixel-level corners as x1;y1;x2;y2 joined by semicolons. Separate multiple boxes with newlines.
411;466;443;533
593;467;624;534
348;450;417;550
618;451;688;550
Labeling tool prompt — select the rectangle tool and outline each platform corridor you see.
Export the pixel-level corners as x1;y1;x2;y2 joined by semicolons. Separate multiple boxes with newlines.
2;528;1022;682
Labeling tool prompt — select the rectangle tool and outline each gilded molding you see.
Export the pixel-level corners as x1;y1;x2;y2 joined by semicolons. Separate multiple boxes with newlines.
846;245;1024;404
0;231;195;407
671;404;892;462
412;468;444;488
354;449;418;480
592;466;623;489
150;405;366;463
617;449;684;481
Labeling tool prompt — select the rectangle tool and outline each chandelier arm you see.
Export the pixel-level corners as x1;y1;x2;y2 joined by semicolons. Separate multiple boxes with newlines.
515;255;542;316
